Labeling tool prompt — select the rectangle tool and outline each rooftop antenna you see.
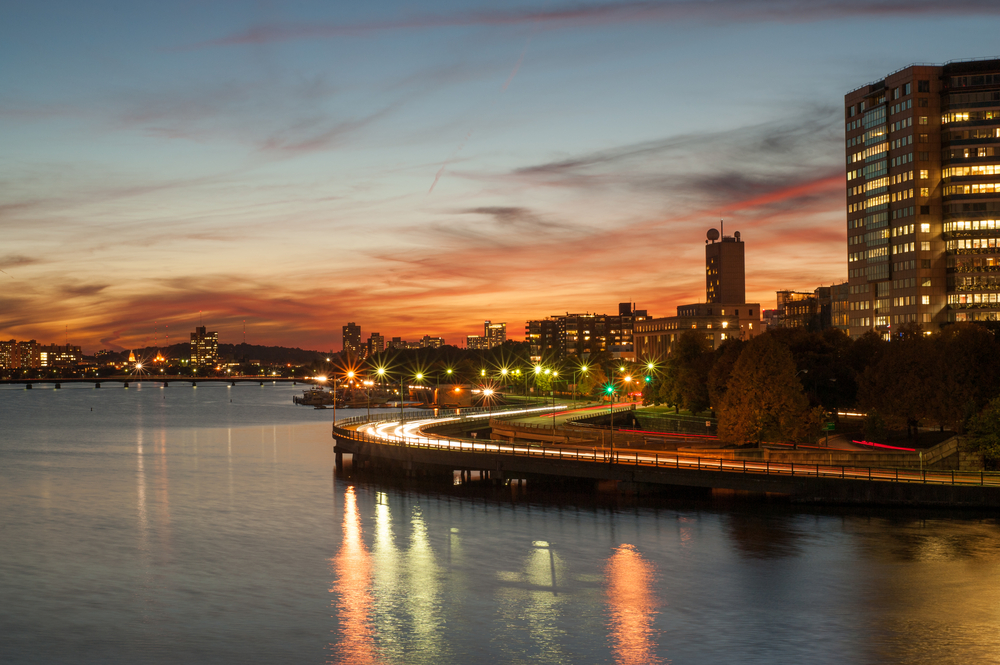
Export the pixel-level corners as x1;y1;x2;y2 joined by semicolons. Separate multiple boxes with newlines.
721;218;724;239
243;320;246;345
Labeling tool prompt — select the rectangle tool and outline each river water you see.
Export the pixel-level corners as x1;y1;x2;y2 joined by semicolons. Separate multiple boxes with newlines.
3;383;1000;664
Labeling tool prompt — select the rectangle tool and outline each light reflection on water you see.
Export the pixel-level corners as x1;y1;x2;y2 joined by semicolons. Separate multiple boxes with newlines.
330;486;380;665
606;544;661;665
4;385;1000;663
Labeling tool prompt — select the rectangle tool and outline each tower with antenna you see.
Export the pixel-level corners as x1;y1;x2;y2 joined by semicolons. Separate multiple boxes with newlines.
705;221;745;304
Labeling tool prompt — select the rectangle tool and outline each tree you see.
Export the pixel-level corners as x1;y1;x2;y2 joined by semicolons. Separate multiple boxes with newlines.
707;338;744;410
856;333;934;441
659;330;713;414
930;323;1000;433
965;395;1000;469
717;333;822;446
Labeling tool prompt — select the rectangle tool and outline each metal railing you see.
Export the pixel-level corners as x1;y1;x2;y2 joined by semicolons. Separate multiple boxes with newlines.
333;425;1000;488
334;403;564;428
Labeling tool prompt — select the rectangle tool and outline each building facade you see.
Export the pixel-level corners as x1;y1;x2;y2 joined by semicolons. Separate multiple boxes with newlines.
525;303;642;362
342;322;361;355
484;321;506;348
845;58;1000;337
420;335;445;348
706;230;746;303
190;326;219;366
367;332;385;356
38;344;82;367
0;340;40;369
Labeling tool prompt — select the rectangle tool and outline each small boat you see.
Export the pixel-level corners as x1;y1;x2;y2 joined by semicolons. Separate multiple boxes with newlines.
294;387;336;406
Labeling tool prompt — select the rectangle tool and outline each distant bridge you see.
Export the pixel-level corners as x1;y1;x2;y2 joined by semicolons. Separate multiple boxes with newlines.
0;376;314;388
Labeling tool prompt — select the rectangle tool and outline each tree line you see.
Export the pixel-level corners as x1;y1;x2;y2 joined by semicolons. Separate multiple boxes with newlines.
640;323;1000;451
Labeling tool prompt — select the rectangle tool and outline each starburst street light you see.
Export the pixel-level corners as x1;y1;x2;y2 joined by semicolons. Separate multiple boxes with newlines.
573;364;588;410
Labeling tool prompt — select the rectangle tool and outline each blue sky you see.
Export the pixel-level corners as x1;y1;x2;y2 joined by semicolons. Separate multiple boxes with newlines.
3;0;999;352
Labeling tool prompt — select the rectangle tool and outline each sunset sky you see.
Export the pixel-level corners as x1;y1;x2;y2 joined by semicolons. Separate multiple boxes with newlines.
3;1;999;353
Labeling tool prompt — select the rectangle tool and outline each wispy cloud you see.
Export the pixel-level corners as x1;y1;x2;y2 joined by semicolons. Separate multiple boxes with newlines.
190;0;1000;49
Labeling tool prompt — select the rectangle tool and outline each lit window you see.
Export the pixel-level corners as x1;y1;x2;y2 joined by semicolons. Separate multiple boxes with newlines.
919;170;928;179
920;223;930;233
921;295;930;305
919;116;928;125
921;242;930;251
920;188;929;197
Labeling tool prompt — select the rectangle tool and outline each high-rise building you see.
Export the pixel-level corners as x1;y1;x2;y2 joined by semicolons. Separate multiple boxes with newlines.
466;335;488;350
484;321;506;348
0;340;37;369
420;335;445;348
705;229;746;304
190;326;218;366
367;332;385;356
845;58;1000;337
342;322;361;355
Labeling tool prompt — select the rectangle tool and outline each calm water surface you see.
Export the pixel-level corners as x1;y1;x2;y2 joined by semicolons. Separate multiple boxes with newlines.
3;383;1000;664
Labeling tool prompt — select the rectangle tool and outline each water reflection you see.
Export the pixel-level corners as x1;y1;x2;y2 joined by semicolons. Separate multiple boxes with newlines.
605;544;661;665
724;511;803;559
330;486;380;664
494;539;571;662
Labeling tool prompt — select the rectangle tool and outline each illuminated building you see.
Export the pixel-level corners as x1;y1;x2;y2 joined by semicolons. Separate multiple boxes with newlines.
190;326;219;366
420;335;445;348
342;322;361;355
525;303;642;361
0;340;40;369
38;344;82;367
366;332;385;356
466;335;487;350
1;340;81;369
484;321;506;348
845;58;1000;337
633;228;761;359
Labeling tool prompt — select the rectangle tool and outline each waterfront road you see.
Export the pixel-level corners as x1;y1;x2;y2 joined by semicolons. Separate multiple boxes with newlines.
340;417;999;489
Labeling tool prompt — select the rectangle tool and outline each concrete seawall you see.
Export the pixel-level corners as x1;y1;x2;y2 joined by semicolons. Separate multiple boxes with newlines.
333;429;1000;508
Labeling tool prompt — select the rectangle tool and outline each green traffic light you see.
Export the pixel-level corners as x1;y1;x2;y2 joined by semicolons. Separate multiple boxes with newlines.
645;376;651;382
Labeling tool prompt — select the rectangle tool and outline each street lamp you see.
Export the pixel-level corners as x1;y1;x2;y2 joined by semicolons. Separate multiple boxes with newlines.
574;364;588;411
483;387;494;419
534;365;543;405
605;383;616;461
363;380;374;421
551;370;559;431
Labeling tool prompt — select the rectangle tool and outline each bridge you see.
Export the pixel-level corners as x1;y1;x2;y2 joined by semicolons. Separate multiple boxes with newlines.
332;409;1000;508
0;376;313;389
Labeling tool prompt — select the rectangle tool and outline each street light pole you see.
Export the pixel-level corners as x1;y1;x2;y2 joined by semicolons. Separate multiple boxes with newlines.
609;386;615;462
364;380;373;422
551;370;559;432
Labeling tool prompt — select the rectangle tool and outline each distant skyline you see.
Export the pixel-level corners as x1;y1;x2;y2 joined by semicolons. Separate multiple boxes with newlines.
3;1;999;352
